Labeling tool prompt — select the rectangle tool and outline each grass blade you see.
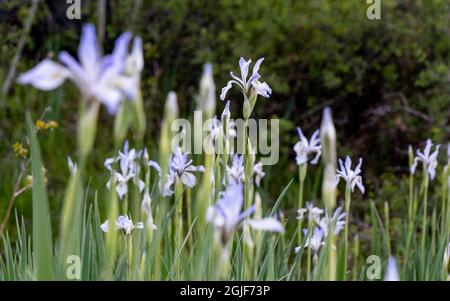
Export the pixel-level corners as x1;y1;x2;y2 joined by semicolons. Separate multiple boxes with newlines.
26;112;55;280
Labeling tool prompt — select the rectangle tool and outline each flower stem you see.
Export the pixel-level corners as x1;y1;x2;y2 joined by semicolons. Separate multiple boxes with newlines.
297;164;307;245
243;118;252;210
242;118;253;279
127;235;133;280
305;220;313;280
343;186;351;280
327;231;336;280
217;243;231;280
440;166;448;233
352;234;360;281
186;187;193;249
306;245;312;281
174;180;183;279
0;166;25;238
405;172;414;265
104;181;119;280
384;202;391;255
421;168;429;271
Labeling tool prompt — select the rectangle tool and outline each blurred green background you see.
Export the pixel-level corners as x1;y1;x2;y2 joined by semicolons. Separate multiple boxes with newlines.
1;0;450;238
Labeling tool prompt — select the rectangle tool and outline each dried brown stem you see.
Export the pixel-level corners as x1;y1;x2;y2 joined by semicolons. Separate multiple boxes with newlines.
0;167;26;238
1;0;40;97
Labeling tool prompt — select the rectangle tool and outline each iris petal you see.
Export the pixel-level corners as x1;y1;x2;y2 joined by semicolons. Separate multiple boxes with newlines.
78;23;100;79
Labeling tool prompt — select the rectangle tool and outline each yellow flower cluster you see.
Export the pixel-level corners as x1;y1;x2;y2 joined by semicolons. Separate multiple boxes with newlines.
12;142;28;158
35;119;58;130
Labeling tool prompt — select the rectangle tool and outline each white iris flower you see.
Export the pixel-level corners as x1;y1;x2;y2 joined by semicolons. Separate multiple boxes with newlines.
410;139;440;180
163;147;205;197
18;23;138;114
220;57;272;101
101;215;144;236
207;184;284;244
293;127;321;166
336;156;365;194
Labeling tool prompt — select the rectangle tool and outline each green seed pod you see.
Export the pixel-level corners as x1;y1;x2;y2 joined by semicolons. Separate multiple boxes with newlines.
322;163;336;210
159;92;179;184
198;63;216;120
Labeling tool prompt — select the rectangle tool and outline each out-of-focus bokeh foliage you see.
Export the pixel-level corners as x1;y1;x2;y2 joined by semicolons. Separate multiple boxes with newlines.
1;0;450;224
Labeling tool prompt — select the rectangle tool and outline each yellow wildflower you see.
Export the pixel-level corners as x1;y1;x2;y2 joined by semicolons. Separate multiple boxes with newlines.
45;120;58;129
35;119;58;130
35;119;46;130
12;142;28;158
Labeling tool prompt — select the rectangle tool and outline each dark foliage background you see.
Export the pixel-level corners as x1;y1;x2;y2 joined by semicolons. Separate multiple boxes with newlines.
1;0;450;233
